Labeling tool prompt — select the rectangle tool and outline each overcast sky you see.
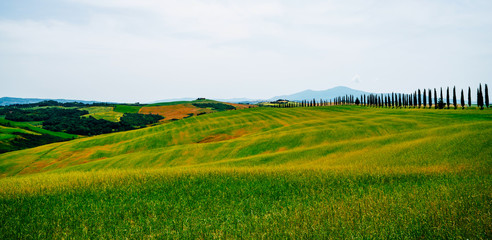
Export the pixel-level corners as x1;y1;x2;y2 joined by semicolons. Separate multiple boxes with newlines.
1;0;491;103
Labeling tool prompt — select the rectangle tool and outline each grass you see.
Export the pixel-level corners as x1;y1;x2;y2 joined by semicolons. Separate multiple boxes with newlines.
81;106;124;122
114;105;142;114
0;106;490;238
0;119;78;153
0;118;77;139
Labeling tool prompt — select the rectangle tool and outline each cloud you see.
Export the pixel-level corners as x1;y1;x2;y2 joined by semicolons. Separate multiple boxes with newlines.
352;74;361;84
1;0;491;101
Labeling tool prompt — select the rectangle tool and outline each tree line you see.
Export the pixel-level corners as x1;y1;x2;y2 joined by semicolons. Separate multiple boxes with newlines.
2;104;163;136
268;83;489;110
43;113;163;136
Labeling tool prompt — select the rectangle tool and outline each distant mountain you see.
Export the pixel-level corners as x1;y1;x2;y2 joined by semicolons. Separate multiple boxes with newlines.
269;86;372;101
0;97;101;106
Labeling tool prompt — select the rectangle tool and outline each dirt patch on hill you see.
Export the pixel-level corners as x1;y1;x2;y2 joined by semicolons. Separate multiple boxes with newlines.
139;104;213;121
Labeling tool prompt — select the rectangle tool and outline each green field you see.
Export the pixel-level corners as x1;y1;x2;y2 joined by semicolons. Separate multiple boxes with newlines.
0;106;491;238
114;104;142;113
0;118;77;139
81;106;124;122
0;118;78;153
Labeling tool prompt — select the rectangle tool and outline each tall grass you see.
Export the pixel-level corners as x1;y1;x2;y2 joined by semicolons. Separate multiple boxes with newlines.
0;106;490;238
1;169;490;239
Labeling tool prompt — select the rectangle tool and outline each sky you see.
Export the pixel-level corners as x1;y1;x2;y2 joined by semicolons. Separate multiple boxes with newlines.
1;0;491;103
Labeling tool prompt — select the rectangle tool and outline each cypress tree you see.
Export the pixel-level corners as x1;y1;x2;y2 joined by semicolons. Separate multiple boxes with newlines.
461;89;465;109
468;87;472;107
418;89;421;108
389;93;392;108
423;89;427;108
485;84;489;108
413;91;417;108
434;88;438;109
446;87;450;109
477;88;480;109
453;86;457;109
479;84;484;109
399;93;402;108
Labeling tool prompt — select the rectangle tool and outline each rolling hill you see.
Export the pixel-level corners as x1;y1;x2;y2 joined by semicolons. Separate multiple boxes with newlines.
0;106;489;176
0;118;77;154
139;99;254;122
0;106;490;238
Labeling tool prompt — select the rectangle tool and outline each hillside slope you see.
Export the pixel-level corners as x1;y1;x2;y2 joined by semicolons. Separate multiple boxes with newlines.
0;106;490;177
1;106;491;239
0;118;77;154
139;99;253;122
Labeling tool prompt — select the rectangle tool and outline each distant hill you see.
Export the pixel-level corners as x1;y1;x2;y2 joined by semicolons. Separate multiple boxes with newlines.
150;97;258;104
269;86;372;101
141;99;255;122
0;97;100;106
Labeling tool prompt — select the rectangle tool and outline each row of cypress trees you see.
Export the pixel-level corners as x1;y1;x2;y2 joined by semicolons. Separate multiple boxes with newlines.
269;83;489;110
357;84;489;109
